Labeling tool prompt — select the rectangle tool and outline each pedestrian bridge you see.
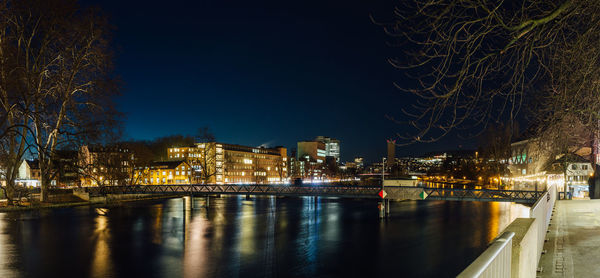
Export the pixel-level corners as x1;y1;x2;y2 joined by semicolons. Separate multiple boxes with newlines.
85;184;544;204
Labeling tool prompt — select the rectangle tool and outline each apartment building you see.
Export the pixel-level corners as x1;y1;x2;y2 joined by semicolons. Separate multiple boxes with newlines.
135;160;192;185
79;145;133;186
168;142;287;184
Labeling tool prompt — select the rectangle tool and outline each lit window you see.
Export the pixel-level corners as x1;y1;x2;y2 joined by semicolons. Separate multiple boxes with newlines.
162;171;166;175
176;171;179;175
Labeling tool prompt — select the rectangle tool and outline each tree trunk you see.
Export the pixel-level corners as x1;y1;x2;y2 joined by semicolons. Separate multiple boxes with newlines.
39;161;49;202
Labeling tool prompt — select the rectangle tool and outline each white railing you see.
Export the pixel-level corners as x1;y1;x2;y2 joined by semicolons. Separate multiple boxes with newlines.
458;184;557;277
457;232;514;278
528;184;556;263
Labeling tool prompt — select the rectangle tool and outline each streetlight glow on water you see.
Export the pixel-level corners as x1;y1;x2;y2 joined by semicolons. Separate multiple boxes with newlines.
0;197;529;277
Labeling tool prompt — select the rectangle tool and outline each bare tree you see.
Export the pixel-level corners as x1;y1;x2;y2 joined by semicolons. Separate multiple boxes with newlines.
378;0;600;148
78;145;131;187
122;141;154;185
192;127;217;184
479;123;515;163
3;0;121;201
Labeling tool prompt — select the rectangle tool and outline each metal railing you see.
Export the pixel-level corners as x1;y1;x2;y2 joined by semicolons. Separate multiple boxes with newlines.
423;187;543;203
457;232;515;278
81;184;542;202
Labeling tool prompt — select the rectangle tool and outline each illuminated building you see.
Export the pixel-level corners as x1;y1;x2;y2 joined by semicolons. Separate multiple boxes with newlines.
135;160;192;185
297;141;326;163
354;157;364;168
294;141;327;180
315;136;340;163
168;143;287;184
16;160;41;187
545;153;593;198
79;145;133;186
509;138;591;177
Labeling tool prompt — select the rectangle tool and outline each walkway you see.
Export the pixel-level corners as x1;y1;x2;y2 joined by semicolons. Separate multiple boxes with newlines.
539;200;600;278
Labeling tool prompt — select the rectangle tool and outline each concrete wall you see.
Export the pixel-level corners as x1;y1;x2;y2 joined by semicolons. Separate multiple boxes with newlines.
504;218;538;278
385;187;423;200
72;188;90;201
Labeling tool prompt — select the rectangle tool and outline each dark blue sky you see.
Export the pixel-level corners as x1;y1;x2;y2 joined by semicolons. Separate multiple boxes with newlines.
81;0;474;162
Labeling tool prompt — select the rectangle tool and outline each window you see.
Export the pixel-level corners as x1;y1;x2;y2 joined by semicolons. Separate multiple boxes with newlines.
162;171;166;175
571;165;577;170
583;165;588;170
176;171;179;175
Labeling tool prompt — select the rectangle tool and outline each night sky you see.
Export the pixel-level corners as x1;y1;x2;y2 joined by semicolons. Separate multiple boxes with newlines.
81;0;475;163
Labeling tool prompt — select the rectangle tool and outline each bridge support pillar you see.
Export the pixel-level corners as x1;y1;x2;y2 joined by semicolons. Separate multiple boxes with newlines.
206;196;209;207
378;201;385;219
246;194;250;200
386;199;390;215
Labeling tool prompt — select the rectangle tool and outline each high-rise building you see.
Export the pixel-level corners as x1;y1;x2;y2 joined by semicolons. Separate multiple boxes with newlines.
387;140;396;168
297;141;327;163
315;136;340;163
295;141;327;180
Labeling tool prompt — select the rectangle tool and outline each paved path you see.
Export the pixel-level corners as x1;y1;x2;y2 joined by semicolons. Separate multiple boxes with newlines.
539;200;600;278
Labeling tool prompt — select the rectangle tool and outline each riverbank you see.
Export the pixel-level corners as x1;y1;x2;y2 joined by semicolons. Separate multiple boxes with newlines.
0;194;183;212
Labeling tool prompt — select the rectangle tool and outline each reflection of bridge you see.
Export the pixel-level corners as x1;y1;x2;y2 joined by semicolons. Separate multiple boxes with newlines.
85;184;544;204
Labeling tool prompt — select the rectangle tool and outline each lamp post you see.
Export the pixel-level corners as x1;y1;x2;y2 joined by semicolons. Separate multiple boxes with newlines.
382;157;386;190
380;157;388;218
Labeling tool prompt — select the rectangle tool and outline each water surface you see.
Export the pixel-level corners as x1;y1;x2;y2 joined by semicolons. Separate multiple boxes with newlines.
0;196;529;277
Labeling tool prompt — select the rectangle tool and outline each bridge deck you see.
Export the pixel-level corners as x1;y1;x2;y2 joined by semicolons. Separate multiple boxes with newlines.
84;185;543;203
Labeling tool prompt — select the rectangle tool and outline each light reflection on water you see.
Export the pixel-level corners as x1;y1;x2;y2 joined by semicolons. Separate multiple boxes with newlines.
0;197;529;278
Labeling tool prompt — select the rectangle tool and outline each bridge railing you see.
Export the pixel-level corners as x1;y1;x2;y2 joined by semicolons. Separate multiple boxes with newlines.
457;232;514;278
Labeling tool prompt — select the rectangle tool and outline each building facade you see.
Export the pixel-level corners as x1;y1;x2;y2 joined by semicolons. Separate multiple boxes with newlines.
297;141;326;163
135;160;192;185
168;143;287;184
315;136;340;163
79;145;133;186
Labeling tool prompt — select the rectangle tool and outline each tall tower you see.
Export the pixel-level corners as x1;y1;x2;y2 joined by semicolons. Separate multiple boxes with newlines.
387;139;396;168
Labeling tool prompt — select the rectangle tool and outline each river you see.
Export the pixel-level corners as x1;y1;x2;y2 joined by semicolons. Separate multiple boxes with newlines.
0;196;529;277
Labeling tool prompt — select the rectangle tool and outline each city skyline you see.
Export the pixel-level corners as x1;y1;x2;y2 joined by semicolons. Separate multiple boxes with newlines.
79;0;478;162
